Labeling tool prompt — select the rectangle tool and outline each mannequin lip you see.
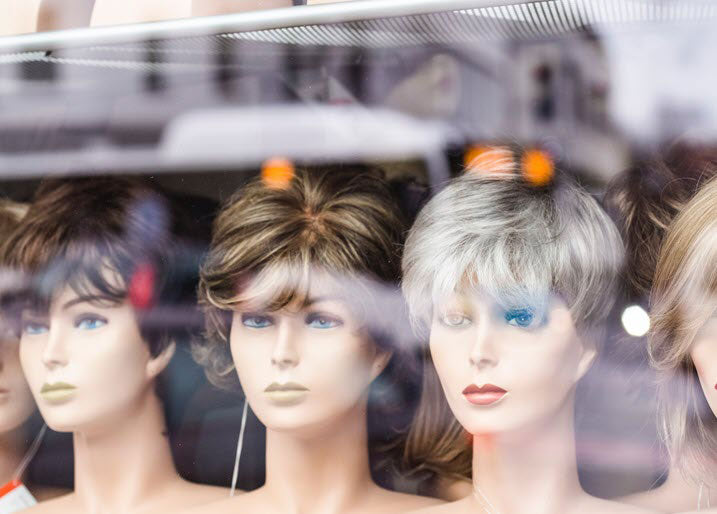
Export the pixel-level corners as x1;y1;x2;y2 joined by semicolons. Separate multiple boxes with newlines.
462;383;508;406
40;382;77;403
264;382;309;405
0;388;9;402
264;382;309;392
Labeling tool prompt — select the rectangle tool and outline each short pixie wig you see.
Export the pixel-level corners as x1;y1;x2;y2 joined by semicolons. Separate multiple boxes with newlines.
403;169;624;344
649;177;717;486
401;166;624;489
2;177;207;357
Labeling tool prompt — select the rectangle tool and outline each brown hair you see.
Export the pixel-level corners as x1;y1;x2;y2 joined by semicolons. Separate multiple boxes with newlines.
0;199;28;335
194;166;421;479
605;144;717;299
0;200;28;241
2;177;207;357
648;177;717;486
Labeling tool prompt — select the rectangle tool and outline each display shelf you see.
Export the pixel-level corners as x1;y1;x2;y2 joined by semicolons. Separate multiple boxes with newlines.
1;0;716;58
0;0;715;182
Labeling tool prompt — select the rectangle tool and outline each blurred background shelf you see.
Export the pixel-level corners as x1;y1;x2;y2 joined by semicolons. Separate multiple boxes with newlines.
0;0;715;183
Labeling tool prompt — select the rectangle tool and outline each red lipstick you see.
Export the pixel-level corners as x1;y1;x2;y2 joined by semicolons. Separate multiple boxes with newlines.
462;384;507;406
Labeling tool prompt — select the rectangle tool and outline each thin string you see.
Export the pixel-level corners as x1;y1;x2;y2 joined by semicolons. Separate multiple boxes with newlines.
13;425;47;481
698;482;704;511
229;400;249;497
697;482;712;511
473;486;500;514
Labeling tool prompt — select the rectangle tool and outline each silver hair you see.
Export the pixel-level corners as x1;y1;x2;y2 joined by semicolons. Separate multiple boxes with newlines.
402;169;624;344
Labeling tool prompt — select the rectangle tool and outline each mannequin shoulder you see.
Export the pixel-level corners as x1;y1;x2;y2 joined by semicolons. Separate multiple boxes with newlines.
405;497;472;514
368;488;445;513
618;483;707;514
174;489;265;514
169;481;235;509
20;492;76;514
579;495;664;514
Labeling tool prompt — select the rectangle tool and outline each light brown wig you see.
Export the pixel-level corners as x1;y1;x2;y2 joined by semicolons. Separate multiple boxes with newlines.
648;177;717;486
195;166;408;388
194;166;424;483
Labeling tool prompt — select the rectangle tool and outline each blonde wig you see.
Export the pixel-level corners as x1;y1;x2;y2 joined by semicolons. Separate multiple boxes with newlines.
648;177;717;486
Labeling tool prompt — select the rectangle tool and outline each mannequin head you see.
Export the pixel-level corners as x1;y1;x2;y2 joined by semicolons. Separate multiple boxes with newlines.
0;200;35;434
648;177;717;485
401;169;623;482
3;178;199;435
196;167;414;440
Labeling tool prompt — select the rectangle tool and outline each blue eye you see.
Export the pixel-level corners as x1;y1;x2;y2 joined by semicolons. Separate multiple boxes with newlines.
22;321;49;335
306;313;343;329
504;308;537;328
241;314;274;329
75;316;107;331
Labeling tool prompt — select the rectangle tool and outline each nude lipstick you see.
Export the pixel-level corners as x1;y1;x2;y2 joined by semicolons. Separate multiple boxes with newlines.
40;382;77;403
462;384;508;406
264;382;309;405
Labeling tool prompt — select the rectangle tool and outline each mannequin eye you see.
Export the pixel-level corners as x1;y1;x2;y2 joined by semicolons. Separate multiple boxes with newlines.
22;321;49;335
504;308;539;329
438;312;471;328
305;313;343;329
75;315;108;330
241;314;274;329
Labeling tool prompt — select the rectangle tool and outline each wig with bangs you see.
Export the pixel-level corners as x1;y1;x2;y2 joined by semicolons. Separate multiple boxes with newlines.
400;168;624;492
196;166;409;389
194;166;421;479
648;177;717;487
2;177;207;358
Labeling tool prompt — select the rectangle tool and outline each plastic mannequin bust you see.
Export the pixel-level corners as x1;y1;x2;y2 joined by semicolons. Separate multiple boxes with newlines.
401;169;657;514
90;0;191;27
3;178;226;514
634;178;717;514
186;167;443;514
192;0;294;17
0;332;35;483
0;199;49;505
0;0;42;36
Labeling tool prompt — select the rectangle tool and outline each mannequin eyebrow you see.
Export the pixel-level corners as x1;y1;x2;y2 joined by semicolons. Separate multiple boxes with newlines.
302;295;340;307
61;294;115;310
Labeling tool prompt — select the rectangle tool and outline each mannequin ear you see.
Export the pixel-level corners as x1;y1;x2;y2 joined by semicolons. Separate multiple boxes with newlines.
369;349;393;382
575;338;597;382
146;341;176;380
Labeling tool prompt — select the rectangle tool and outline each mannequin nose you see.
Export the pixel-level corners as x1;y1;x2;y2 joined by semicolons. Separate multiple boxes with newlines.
270;321;299;370
42;329;68;370
469;324;498;370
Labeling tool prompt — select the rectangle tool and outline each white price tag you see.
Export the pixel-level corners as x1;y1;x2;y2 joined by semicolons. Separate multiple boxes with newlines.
0;481;37;513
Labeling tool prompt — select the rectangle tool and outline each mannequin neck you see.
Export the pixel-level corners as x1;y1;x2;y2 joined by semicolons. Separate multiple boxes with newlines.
263;397;375;513
0;427;26;485
470;391;583;514
72;389;181;513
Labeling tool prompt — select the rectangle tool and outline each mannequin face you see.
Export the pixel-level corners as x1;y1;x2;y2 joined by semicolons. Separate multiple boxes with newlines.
429;292;595;435
230;278;391;437
689;311;717;418
18;285;173;434
0;333;36;433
